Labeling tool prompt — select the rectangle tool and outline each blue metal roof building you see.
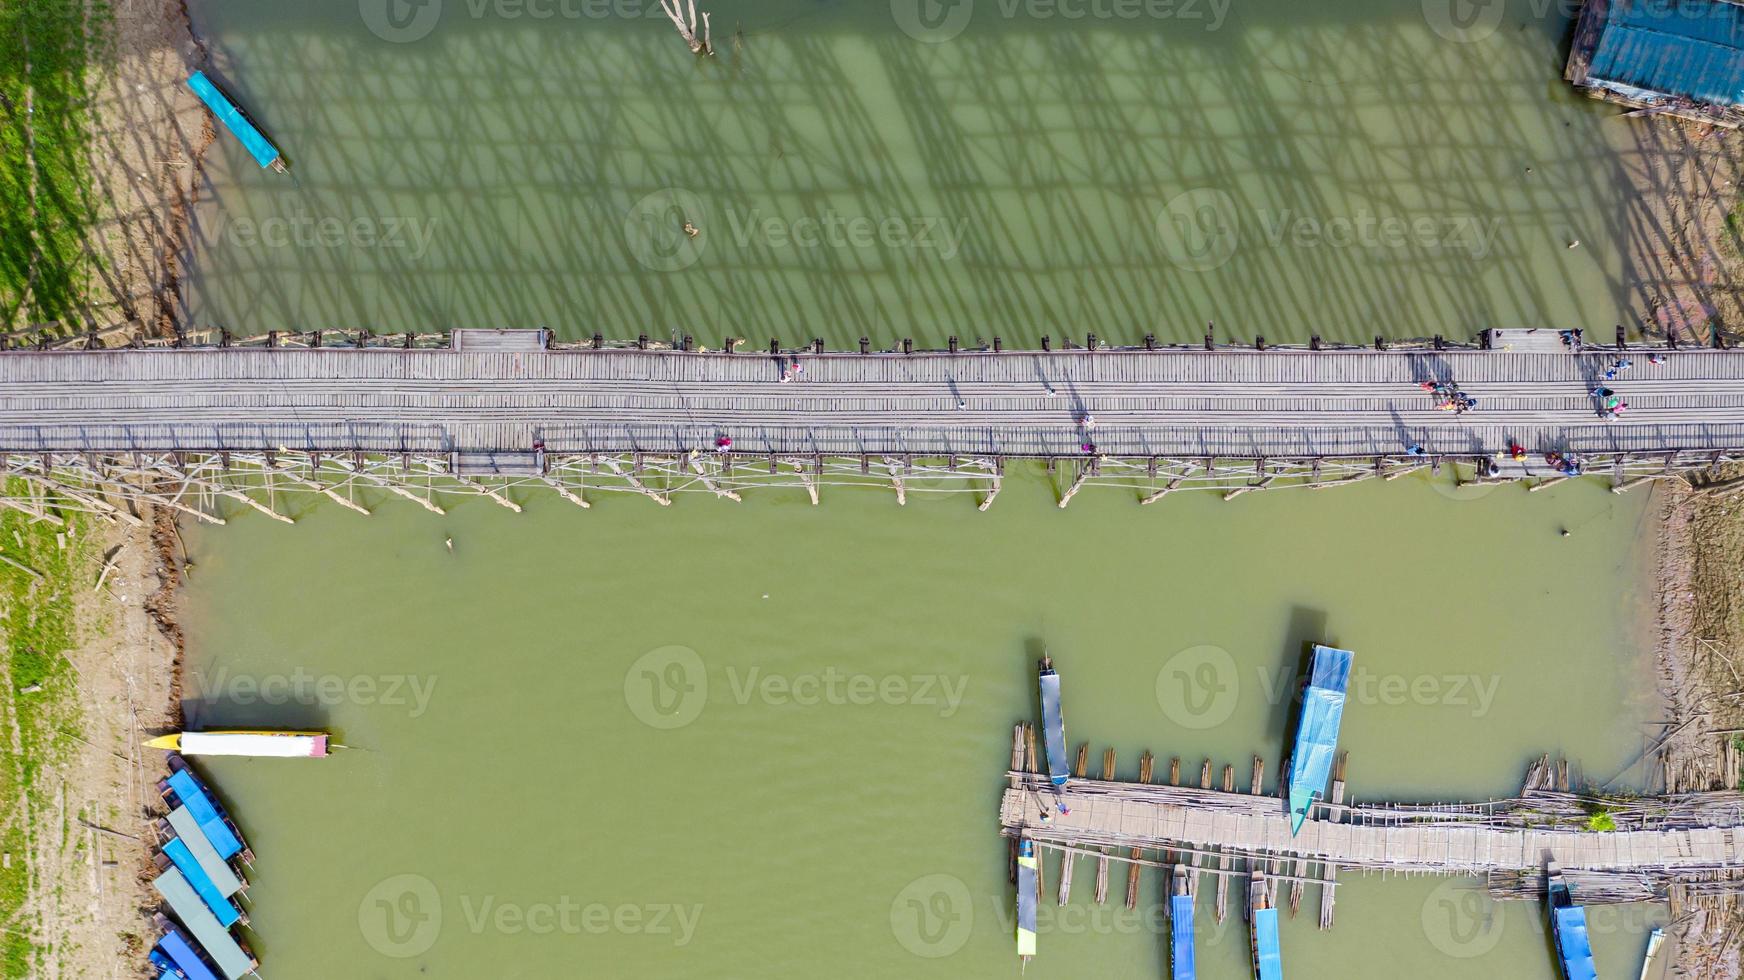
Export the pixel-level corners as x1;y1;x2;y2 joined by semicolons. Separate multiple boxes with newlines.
1568;0;1744;126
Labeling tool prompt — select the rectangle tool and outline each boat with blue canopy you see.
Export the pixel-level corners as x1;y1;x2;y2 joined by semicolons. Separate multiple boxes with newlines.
151;869;257;980
185;71;287;173
1250;872;1283;980
1170;864;1196;980
1038;655;1069;787
150;919;222;980
159;755;250;862
1016;838;1038;965
1548;863;1600;980
1287;644;1354;834
159;837;243;928
162;806;244;899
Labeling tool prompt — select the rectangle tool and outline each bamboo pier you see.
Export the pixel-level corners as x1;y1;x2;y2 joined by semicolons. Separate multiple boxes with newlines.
3;328;1744;521
1001;728;1744;929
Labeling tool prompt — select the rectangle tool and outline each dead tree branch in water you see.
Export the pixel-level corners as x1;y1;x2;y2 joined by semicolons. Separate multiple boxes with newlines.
659;0;712;55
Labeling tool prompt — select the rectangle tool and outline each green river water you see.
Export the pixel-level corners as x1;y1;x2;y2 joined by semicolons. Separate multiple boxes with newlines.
177;0;1672;976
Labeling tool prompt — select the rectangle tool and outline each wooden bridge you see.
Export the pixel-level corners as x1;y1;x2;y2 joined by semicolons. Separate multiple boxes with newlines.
5;327;1744;520
999;729;1744;932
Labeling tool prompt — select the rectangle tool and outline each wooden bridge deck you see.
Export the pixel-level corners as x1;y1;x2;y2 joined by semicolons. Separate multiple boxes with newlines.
999;776;1744;877
8;341;1744;457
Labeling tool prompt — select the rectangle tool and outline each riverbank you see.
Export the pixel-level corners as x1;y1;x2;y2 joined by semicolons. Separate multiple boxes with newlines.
0;0;204;974
0;494;179;979
2;0;207;340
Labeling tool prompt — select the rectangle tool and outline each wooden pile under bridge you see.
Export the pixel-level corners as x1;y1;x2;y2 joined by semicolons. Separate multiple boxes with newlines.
1001;727;1744;931
5;327;1744;522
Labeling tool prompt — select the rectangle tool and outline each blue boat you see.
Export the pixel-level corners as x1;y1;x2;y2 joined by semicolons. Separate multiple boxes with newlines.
159;837;243;928
186;71;287;173
1170;865;1196;980
1548;864;1600;980
1249;872;1283;980
1287;645;1354;834
1016;839;1038;963
159;755;250;862
1038;655;1069;787
151;869;256;980
150;918;222;980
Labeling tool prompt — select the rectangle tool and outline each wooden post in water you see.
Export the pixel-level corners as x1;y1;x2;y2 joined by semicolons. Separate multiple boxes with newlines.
1127;752;1153;910
1094;748;1115;904
1058;743;1090;905
1319;751;1347;929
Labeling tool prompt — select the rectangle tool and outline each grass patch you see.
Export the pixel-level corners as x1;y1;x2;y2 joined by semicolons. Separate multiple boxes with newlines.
0;479;90;977
0;0;106;329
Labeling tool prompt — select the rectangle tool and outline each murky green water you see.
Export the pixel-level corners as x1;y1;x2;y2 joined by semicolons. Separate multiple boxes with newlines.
181;472;1662;978
174;0;1675;976
184;0;1639;348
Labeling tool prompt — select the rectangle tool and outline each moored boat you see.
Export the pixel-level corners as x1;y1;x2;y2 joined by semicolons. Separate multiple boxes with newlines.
1170;864;1196;980
158;754;253;863
1287;644;1353;834
148;730;329;758
1547;863;1599;980
1038;655;1069;788
186;71;289;173
1016;838;1038;965
1639;927;1663;980
1249;872;1283;980
150;916;222;980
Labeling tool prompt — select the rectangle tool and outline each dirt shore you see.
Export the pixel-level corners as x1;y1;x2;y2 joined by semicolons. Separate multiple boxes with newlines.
81;0;209;340
0;0;207;976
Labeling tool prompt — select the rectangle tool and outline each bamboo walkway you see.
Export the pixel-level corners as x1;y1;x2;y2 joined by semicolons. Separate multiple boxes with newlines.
1000;738;1744;927
4;330;1744;458
7;329;1744;520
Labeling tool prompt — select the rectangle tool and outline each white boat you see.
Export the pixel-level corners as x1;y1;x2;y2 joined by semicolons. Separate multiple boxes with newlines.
147;730;329;758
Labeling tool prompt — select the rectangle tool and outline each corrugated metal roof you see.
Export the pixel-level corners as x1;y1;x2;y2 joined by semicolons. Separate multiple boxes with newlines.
1588;0;1744;105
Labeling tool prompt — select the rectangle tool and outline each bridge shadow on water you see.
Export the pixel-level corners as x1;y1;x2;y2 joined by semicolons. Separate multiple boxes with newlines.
173;0;1744;348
